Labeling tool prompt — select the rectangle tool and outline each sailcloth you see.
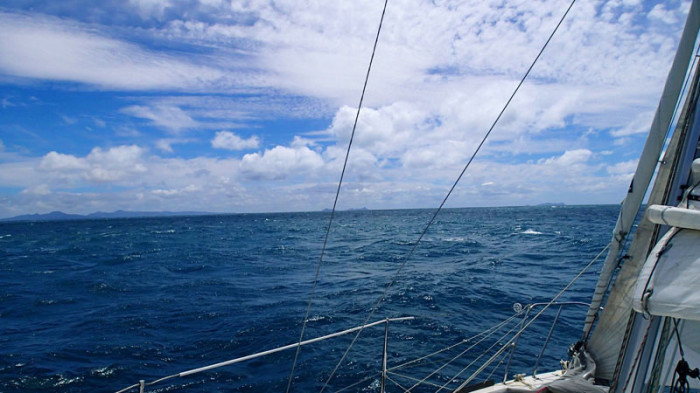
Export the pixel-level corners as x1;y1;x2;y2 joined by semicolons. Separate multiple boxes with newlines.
585;1;700;380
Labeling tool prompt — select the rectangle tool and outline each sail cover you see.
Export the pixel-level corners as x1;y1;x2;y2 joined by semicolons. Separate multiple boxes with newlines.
632;228;700;320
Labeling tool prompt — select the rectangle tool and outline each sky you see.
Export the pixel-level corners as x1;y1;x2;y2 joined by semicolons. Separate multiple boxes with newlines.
0;0;692;217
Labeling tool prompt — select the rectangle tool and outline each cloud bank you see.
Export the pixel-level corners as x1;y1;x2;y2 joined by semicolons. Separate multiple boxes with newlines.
0;0;691;217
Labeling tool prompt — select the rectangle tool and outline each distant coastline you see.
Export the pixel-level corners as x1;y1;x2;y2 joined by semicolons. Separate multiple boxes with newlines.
0;203;595;223
0;210;214;223
321;207;369;212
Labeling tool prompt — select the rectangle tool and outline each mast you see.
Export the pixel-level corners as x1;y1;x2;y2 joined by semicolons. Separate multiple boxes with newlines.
582;0;700;382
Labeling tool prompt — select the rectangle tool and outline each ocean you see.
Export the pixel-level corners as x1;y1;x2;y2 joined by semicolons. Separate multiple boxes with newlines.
0;205;618;392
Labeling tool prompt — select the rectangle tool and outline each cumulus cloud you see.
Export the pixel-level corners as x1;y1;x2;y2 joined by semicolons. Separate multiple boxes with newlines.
21;184;51;196
648;3;682;25
40;151;89;171
538;149;593;177
240;145;324;180
211;131;260;150
152;184;201;197
39;145;147;183
606;159;638;182
0;1;691;216
542;149;593;167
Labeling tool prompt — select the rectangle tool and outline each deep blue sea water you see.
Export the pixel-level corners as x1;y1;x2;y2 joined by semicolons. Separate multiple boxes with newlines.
0;205;619;392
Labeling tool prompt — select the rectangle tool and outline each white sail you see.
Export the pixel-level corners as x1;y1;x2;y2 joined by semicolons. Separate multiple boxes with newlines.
584;0;700;381
632;227;700;321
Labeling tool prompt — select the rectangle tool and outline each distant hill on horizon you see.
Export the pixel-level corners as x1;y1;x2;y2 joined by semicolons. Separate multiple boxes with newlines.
0;210;215;222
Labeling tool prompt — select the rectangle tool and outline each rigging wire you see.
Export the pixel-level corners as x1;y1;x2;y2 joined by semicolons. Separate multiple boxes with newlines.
619;318;655;393
484;350;509;383
319;0;578;391
388;311;521;372
387;372;446;390
443;242;611;392
386;374;411;392
435;315;526;392
334;372;383;393
284;1;390;392
403;313;522;392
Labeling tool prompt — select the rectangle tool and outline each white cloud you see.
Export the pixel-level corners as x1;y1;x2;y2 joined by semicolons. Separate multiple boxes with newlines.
152;184;200;197
40;151;89;171
21;184;51;196
240;145;324;180
39;145;147;183
606;159;638;181
155;138;197;153
290;136;317;148
0;12;234;91
156;139;175;153
541;149;593;167
1;97;14;108
611;111;654;137
0;1;692;216
128;0;174;20
648;4;682;25
121;105;198;133
211;131;260;150
93;117;107;128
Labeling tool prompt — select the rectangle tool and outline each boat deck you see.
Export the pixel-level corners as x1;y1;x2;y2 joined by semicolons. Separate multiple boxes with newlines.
458;370;564;393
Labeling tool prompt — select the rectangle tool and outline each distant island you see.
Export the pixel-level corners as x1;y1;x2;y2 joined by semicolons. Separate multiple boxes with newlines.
321;207;369;212
0;210;214;222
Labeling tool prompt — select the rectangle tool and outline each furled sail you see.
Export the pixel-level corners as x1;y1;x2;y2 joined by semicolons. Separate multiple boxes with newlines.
583;1;700;381
633;227;700;321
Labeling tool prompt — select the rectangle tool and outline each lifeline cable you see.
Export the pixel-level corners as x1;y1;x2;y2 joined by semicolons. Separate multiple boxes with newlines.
284;1;390;392
444;242;611;393
319;0;578;391
402;312;523;392
388;310;521;372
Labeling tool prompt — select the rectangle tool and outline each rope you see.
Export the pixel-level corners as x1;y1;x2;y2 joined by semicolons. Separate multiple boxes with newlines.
436;316;525;392
672;318;686;359
387;371;446;390
319;1;578;390
389;311;521;371
334;372;382;393
404;314;522;392
386;373;411;392
285;1;389;392
445;242;610;393
484;350;509;382
619;317;654;393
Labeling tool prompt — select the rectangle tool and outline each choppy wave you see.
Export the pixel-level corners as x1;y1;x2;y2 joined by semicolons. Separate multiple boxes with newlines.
0;205;619;392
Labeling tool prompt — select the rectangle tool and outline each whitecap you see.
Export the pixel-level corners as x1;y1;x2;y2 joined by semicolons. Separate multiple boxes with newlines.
92;366;116;377
521;229;543;235
55;375;83;386
153;229;176;234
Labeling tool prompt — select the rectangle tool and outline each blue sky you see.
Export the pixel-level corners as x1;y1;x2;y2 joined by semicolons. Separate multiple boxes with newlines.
0;0;691;217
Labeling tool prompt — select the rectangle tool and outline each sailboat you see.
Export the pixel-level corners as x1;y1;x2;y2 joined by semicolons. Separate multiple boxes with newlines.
462;0;700;391
116;1;700;392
